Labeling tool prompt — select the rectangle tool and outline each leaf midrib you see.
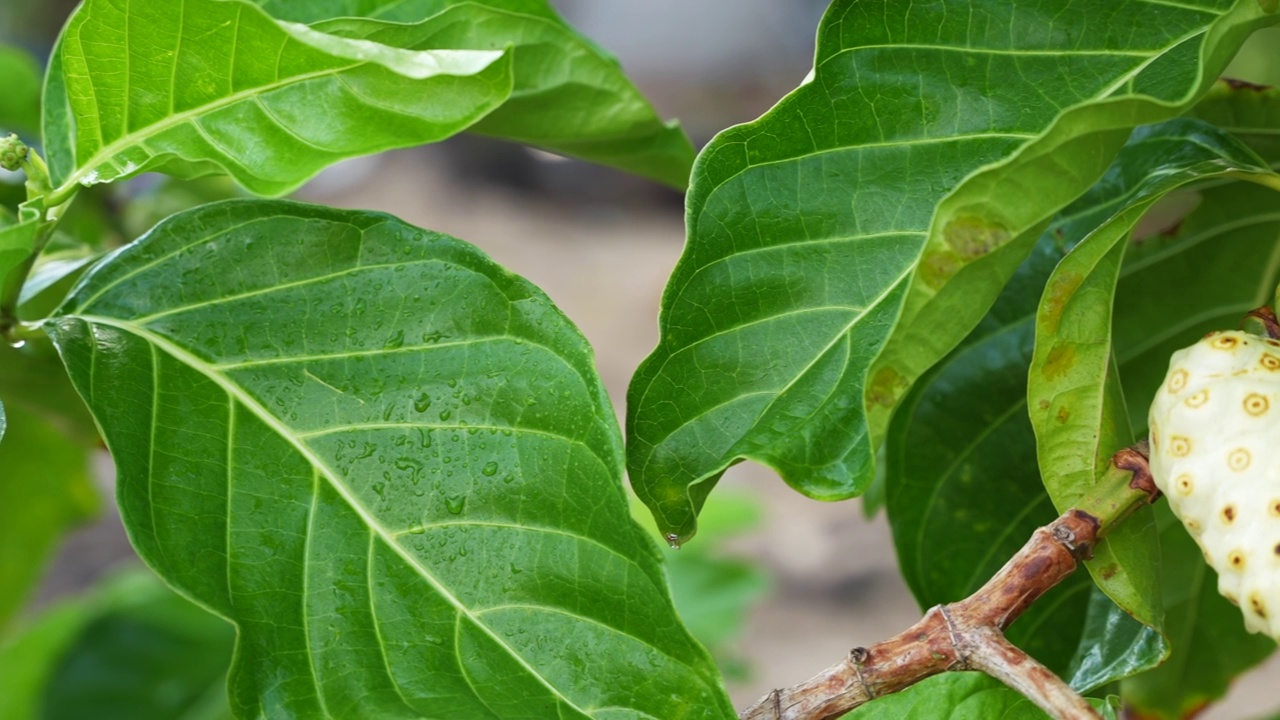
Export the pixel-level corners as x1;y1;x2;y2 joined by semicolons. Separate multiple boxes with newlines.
75;312;594;716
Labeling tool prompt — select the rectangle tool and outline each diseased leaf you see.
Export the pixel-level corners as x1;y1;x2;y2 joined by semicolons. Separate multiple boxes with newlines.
885;213;1162;688
0;570;236;720
43;0;513;198
0;45;42;137
255;0;696;187
0;403;98;631
1027;120;1278;625
48;200;733;719
626;0;1280;543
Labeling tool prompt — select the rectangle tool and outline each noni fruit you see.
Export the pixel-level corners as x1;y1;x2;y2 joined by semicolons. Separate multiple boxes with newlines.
1149;330;1280;641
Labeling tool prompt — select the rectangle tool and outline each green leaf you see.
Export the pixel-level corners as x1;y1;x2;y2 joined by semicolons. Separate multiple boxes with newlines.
0;403;98;631
0;570;236;720
44;0;513;198
1066;587;1165;692
48;199;734;719
1191;79;1280;164
255;0;696;188
1120;506;1277;719
0;45;42;137
842;672;1118;720
0;214;38;286
1027;120;1278;624
627;0;1280;543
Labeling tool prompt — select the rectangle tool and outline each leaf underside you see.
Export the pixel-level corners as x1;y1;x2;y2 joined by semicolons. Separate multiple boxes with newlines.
626;0;1280;543
49;200;732;720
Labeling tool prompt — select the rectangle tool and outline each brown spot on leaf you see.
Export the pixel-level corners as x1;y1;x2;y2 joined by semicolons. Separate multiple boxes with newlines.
1056;406;1070;424
1041;271;1084;333
1099;563;1118;580
1222;77;1272;91
918;249;961;290
1042;344;1077;380
866;367;909;408
943;215;1011;260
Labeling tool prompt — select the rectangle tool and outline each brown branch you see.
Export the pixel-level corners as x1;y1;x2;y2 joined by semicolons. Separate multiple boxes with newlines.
739;510;1102;720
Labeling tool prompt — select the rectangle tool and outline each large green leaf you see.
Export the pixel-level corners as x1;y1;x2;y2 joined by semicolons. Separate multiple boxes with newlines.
0;45;41;137
43;0;513;199
626;0;1280;543
254;0;696;188
0;570;236;720
0;403;98;631
47;200;733;719
1027;122;1278;623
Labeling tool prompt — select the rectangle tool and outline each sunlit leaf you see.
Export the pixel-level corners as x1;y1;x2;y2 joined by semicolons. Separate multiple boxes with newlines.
43;0;513;198
627;0;1280;543
48;199;733;719
255;0;696;187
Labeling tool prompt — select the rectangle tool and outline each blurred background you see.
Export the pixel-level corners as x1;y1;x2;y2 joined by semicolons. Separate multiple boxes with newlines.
2;2;1279;717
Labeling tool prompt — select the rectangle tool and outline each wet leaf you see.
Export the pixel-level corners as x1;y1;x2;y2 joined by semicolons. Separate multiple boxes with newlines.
627;0;1280;542
47;200;733;719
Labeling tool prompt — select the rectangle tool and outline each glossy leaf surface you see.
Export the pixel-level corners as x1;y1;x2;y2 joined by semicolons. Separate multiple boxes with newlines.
1027;120;1278;621
48;200;733;719
255;0;696;187
0;403;97;631
44;0;512;198
0;570;236;720
627;0;1280;542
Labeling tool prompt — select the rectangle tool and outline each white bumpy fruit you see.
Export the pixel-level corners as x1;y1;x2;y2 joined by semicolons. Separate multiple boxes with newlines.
1149;330;1280;641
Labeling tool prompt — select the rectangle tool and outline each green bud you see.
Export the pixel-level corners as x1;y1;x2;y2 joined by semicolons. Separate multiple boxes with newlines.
0;134;28;172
